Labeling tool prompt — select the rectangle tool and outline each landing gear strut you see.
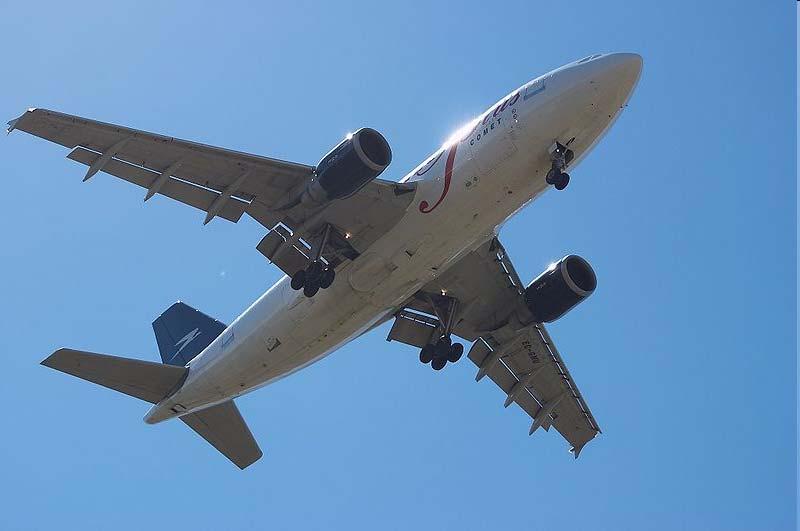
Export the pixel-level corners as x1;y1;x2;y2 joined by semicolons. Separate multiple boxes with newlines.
290;224;336;298
546;141;574;191
418;294;464;371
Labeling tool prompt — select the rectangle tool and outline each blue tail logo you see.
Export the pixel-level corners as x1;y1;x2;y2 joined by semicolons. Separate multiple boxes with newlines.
175;328;202;357
153;302;227;366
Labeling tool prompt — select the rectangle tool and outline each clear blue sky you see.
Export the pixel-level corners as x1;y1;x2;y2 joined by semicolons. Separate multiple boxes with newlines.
0;1;795;529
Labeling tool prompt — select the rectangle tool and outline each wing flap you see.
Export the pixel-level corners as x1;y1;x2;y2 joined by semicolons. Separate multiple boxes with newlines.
67;147;247;222
180;400;263;469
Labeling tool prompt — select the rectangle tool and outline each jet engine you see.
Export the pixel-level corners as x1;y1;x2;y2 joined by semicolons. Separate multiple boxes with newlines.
303;128;392;205
524;255;597;323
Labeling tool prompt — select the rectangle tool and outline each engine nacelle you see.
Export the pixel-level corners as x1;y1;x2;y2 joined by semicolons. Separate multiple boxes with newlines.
305;128;392;204
524;255;597;323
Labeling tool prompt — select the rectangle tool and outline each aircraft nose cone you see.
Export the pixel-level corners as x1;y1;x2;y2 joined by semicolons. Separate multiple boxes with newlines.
593;52;643;95
605;52;643;71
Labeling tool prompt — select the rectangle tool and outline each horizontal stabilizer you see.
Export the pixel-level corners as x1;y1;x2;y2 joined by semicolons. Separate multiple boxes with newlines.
41;348;187;404
181;400;262;469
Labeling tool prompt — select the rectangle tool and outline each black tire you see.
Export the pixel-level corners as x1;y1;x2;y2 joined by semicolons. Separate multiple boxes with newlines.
435;339;451;358
306;261;324;278
306;261;324;282
546;168;558;185
420;345;434;364
319;267;335;289
447;343;464;363
290;270;306;290
555;172;570;190
431;357;446;371
303;280;320;298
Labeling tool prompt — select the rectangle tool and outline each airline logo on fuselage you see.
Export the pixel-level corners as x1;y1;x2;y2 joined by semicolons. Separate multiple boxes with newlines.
418;91;520;214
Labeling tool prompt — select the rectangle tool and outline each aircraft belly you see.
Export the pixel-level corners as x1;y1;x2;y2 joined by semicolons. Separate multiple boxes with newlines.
163;67;634;417
348;252;394;292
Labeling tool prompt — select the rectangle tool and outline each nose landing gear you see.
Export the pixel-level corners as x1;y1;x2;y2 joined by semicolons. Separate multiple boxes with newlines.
417;294;464;371
546;141;574;190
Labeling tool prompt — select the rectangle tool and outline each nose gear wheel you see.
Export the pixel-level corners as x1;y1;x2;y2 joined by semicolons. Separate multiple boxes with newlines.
546;141;574;191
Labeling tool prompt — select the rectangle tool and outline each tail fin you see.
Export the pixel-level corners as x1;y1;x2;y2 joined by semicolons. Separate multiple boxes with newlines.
41;348;187;403
42;348;262;469
152;302;227;366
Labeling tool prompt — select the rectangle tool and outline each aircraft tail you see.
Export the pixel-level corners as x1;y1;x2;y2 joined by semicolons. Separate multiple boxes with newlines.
42;348;262;469
152;301;227;366
41;348;187;403
180;400;263;469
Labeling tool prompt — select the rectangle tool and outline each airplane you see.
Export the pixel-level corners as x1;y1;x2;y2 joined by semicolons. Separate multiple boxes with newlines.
9;52;642;469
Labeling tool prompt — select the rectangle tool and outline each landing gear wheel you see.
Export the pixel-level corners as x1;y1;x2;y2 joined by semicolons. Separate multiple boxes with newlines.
447;343;464;363
319;267;335;289
546;168;559;185
431;357;447;371
554;172;570;190
306;261;324;282
290;270;306;290
435;338;451;359
420;344;434;364
303;280;320;298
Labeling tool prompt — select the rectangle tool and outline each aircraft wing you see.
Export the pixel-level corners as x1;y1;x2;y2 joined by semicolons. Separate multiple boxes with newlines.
8;108;415;276
395;238;601;457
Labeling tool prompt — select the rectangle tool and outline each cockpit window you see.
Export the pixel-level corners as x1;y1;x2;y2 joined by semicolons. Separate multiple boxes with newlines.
577;54;602;64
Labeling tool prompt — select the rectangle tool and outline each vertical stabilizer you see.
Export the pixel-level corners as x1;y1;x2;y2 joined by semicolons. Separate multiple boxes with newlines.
152;302;226;366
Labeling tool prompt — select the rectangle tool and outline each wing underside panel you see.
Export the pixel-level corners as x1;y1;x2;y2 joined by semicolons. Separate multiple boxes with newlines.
468;323;600;456
402;237;601;457
68;147;248;222
9;107;418;278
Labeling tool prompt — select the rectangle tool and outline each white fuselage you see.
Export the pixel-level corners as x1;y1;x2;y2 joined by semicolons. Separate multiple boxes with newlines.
145;53;642;424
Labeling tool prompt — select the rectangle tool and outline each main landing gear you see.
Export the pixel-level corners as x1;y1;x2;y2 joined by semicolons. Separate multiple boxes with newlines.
546;141;574;191
418;294;464;371
420;335;464;370
291;261;335;297
290;224;336;298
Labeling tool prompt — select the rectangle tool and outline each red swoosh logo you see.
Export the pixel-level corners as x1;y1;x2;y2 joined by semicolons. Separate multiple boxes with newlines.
419;143;457;213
